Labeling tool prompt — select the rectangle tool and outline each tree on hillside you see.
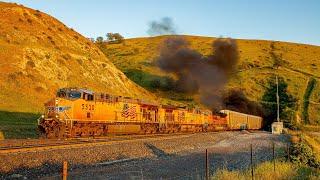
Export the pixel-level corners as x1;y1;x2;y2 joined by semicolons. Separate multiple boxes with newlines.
262;76;297;129
96;36;104;44
106;33;124;44
88;38;95;43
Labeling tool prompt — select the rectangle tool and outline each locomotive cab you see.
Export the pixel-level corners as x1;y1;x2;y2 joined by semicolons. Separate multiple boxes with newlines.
39;88;91;138
57;89;82;100
45;88;83;119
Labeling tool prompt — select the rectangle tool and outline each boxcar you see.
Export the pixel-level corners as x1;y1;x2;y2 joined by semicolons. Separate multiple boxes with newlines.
220;110;262;130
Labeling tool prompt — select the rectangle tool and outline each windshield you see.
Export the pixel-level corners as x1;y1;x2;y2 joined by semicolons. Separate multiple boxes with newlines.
69;91;81;99
57;90;66;98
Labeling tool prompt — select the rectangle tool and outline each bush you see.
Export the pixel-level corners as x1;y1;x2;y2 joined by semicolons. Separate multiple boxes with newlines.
34;10;41;17
124;69;174;91
290;141;320;168
96;36;104;44
150;78;161;89
106;32;124;44
302;78;316;124
160;77;175;91
26;60;35;68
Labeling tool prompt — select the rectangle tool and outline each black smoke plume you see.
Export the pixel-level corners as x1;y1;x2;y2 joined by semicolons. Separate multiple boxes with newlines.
223;89;263;116
147;17;176;36
156;37;239;111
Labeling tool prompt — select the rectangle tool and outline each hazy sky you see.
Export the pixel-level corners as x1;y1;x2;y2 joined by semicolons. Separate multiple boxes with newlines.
4;0;320;45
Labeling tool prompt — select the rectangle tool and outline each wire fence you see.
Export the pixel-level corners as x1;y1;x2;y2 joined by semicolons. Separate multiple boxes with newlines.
52;142;290;180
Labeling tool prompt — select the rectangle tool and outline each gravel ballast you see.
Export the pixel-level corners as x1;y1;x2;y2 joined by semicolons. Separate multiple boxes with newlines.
0;131;289;179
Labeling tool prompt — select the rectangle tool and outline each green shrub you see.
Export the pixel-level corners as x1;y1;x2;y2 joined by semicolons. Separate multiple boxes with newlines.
290;141;320;168
124;69;175;91
149;78;161;89
302;78;316;124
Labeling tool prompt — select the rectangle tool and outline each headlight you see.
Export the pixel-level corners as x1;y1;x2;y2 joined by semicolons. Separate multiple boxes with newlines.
55;114;59;118
55;99;59;105
41;115;45;118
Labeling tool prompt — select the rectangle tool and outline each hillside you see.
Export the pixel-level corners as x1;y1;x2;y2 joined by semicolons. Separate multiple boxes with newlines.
0;2;154;113
99;35;320;125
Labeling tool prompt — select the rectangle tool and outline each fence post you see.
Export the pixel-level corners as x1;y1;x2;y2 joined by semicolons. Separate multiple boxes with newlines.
206;149;209;180
250;144;254;180
195;168;199;179
287;143;290;162
272;142;275;172
140;169;144;180
63;161;68;180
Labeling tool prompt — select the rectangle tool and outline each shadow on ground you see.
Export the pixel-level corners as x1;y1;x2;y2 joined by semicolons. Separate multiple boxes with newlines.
0;145;289;179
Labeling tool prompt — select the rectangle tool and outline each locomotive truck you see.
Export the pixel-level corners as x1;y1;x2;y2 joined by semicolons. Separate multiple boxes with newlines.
38;88;262;138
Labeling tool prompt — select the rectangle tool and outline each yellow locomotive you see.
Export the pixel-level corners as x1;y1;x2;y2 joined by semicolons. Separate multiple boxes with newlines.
38;88;262;138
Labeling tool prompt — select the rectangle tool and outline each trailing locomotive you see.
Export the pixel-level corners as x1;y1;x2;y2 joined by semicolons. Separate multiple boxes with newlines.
38;88;262;138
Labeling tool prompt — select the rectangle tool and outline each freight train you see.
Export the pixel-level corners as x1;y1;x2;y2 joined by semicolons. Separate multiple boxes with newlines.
38;88;263;138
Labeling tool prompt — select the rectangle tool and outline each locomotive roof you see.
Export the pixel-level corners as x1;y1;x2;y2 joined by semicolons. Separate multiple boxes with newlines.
161;105;178;109
57;87;213;113
58;87;158;105
58;87;94;95
220;109;262;119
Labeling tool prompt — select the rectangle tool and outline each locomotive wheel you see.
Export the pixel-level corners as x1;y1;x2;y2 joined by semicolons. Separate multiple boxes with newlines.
57;125;66;139
150;125;157;134
80;126;89;137
95;126;104;136
103;125;108;136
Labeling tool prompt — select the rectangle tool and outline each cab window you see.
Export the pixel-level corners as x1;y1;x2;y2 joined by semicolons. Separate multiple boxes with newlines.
69;91;81;99
57;91;66;98
83;93;94;101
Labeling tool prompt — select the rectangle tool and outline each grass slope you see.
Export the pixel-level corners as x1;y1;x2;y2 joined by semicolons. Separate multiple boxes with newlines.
0;111;39;139
99;35;320;125
0;2;154;113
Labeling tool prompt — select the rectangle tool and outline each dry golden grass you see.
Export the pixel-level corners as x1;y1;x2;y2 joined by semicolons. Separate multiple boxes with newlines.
102;35;320;125
212;161;319;180
0;2;155;113
304;132;320;161
290;128;320;163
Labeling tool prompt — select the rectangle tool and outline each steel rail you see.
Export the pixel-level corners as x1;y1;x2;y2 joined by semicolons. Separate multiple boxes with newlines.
0;132;208;154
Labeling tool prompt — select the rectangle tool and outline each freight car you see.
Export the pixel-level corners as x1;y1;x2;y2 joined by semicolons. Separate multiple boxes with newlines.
38;88;261;138
220;110;263;130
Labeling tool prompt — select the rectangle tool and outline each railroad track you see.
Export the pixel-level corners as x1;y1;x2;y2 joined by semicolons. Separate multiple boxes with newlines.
0;132;208;154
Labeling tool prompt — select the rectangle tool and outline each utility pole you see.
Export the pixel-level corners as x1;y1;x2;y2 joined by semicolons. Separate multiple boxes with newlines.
276;76;280;122
272;76;283;134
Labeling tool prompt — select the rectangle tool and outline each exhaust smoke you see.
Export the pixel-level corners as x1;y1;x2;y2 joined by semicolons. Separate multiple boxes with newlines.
156;36;239;111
